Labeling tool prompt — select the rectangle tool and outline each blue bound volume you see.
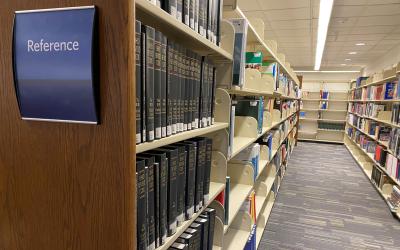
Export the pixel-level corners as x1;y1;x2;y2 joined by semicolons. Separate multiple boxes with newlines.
13;6;98;124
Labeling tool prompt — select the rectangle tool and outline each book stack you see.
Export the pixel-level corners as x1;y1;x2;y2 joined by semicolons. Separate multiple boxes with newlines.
387;186;400;211
388;128;400;158
146;0;222;45
136;137;213;249
136;21;217;144
371;165;388;189
356;76;369;88
231;143;260;181
391;104;400;124
228;18;248;87
169;207;217;250
374;145;387;166
385;153;400;182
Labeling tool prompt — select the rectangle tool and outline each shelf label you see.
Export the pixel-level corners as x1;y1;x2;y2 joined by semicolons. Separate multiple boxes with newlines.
13;6;99;124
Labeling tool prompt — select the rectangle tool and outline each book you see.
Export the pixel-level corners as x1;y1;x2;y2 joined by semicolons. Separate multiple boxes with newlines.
193;218;209;250
154;31;163;139
137;156;156;250
224;176;230;224
161;34;168;138
385;82;395;100
175;142;196;219
143;151;168;246
202;208;216;250
163;145;186;226
176;233;195;249
163;0;177;18
153;148;178;236
173;43;180;134
136;159;148;250
144;26;155;142
176;0;183;22
184;228;201;249
189;0;195;29
187;138;206;211
245;51;263;69
168;242;188;250
229;18;248;87
228;103;236;157
166;41;174;136
235;98;264;134
183;0;190;26
204;138;213;204
136;20;142;144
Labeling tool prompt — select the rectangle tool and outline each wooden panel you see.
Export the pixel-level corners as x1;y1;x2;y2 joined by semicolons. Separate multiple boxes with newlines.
0;1;136;250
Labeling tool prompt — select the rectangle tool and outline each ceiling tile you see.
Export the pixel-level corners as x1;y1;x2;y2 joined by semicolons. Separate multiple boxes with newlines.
256;0;310;10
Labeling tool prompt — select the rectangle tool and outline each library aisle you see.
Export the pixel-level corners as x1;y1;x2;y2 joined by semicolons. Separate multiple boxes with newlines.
260;142;400;250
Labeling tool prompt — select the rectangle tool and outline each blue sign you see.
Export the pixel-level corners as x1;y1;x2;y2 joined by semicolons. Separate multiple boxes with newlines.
13;6;98;124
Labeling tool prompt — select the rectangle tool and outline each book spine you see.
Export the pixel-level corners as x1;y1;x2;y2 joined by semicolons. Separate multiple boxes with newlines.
168;151;178;235
156;0;161;7
141;30;147;143
177;146;186;225
189;0;195;30
194;55;201;129
167;41;174;136
183;0;190;26
189;51;196;129
148;162;156;250
136;160;148;250
172;43;178;135
208;63;214;125
186;52;193;131
161;34;168;138
154;31;163;140
136;21;142;144
185;144;196;219
159;156;168;245
194;0;199;33
204;208;216;250
182;48;189;131
198;140;206;209
204;138;212;203
224;176;230;224
145;26;155;141
206;0;213;41
198;0;204;36
178;45;184;132
164;0;177;18
177;0;183;21
153;162;160;248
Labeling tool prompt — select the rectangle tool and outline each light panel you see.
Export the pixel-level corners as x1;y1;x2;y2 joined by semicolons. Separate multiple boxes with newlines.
314;0;334;70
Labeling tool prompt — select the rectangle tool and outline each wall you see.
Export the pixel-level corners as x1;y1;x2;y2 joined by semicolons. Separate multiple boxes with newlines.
299;72;357;92
362;43;400;76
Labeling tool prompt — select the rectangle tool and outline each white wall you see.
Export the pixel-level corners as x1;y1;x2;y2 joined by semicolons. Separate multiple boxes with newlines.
363;43;400;76
299;72;357;92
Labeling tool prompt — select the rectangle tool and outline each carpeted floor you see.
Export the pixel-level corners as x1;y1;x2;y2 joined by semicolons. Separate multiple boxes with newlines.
259;142;400;250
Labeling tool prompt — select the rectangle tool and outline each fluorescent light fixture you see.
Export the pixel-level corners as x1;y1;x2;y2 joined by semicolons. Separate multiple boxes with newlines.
348;51;357;55
355;43;365;46
314;0;335;71
340;64;346;66
294;70;360;73
345;58;351;61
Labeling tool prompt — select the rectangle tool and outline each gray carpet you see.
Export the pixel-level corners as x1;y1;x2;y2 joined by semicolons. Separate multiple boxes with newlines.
259;142;400;250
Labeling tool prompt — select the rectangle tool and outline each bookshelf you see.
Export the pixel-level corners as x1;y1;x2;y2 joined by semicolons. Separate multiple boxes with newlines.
299;89;349;143
345;63;400;219
0;1;301;250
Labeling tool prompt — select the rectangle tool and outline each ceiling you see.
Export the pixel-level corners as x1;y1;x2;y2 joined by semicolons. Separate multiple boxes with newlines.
239;0;400;70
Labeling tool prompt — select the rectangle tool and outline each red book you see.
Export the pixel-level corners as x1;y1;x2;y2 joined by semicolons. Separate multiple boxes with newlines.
215;190;225;206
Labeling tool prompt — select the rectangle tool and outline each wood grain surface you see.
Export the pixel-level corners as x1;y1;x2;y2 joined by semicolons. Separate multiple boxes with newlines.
0;1;136;250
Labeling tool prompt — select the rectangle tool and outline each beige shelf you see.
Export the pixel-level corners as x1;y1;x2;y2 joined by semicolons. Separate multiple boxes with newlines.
223;212;252;250
223;183;253;233
255;192;275;248
279;94;299;100
300;118;346;123
136;0;232;61
137;122;228;153
351;75;398;90
348;111;400;129
299;138;343;144
346;122;388;148
156;182;225;250
301;108;347;112
349;99;400;103
317;129;345;132
223;7;299;85
302;98;348;102
225;87;274;97
345;134;400;187
298;130;317;135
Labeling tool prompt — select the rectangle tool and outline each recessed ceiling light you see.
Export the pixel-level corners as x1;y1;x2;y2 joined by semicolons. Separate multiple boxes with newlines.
341;64;346;66
355;43;365;46
348;52;357;55
345;58;351;61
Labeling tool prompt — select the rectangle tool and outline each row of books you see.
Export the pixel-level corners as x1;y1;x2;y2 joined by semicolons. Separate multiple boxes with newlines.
351;79;399;101
136;21;217;144
318;122;345;131
227;19;298;97
387;186;400;211
147;0;222;45
348;114;391;143
371;164;389;189
348;128;400;184
168;207;216;250
136;137;213;250
245;51;298;97
348;102;385;118
391;104;400;124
